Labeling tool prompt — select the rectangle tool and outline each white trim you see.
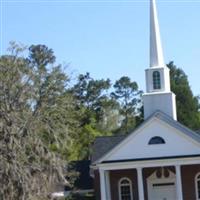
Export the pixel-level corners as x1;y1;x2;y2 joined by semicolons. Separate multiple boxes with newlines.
94;117;155;164
105;171;111;200
94;116;200;165
158;118;200;147
175;165;183;200
195;172;200;200
118;177;133;200
137;167;145;200
99;169;106;200
96;157;200;171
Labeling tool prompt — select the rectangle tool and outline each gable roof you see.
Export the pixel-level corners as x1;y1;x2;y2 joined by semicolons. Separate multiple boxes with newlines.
91;111;200;164
91;135;125;163
155;112;200;143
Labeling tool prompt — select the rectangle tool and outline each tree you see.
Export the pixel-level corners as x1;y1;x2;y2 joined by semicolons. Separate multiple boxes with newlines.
71;72;111;112
111;76;142;134
0;43;79;199
70;73;116;159
95;97;121;133
167;61;200;130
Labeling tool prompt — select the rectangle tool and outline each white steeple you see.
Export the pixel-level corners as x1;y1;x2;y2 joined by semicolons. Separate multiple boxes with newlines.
143;0;177;120
150;0;165;68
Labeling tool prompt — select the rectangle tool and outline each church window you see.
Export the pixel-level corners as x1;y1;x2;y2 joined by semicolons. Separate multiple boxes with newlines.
119;177;133;200
153;71;161;89
148;136;165;145
195;173;200;200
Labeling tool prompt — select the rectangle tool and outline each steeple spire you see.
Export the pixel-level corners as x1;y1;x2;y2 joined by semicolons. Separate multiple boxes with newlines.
150;0;165;68
142;0;177;121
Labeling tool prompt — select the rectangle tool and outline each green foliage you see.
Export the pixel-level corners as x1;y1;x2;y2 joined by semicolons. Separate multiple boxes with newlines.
71;72;111;111
111;76;142;133
69;74;143;159
95;98;121;133
69;73;114;159
3;41;200;200
167;61;200;130
0;42;79;199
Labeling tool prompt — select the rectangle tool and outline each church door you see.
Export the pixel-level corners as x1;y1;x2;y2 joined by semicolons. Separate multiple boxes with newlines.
147;169;176;200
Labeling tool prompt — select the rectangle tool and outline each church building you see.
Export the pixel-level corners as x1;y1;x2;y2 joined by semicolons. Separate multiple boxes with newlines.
90;0;200;199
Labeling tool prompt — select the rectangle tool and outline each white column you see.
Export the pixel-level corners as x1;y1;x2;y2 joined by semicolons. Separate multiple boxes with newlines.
137;167;145;200
105;171;111;200
175;165;183;200
99;169;107;200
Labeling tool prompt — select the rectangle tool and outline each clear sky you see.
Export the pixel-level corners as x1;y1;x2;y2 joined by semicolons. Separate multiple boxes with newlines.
1;0;200;96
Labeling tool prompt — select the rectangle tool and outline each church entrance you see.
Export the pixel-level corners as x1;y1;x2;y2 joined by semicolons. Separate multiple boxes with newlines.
147;168;176;200
149;182;176;200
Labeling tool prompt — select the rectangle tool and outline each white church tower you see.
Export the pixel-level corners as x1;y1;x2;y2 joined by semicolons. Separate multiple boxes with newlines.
143;0;177;120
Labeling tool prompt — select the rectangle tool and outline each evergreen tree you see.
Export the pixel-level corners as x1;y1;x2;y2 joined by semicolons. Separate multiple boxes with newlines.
70;73;115;159
167;61;200;130
111;76;142;134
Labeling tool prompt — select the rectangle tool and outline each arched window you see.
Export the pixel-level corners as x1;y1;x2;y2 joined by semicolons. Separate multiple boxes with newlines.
148;136;165;145
118;177;133;200
153;71;161;89
195;173;200;200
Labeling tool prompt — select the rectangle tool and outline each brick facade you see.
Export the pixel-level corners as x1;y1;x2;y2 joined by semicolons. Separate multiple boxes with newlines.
109;169;139;200
182;164;200;200
94;170;101;200
94;164;200;200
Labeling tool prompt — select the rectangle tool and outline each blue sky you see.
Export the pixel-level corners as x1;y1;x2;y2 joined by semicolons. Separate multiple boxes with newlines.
1;0;200;96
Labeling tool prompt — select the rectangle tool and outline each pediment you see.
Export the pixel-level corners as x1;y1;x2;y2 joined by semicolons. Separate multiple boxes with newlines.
96;112;200;164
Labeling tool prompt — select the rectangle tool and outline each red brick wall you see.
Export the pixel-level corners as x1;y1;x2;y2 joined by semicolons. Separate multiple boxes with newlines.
181;164;200;200
94;170;101;200
94;165;200;200
109;169;139;200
